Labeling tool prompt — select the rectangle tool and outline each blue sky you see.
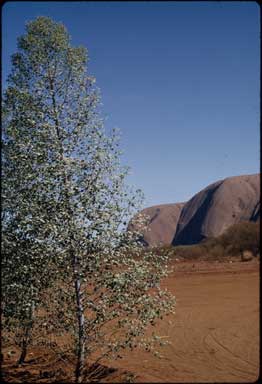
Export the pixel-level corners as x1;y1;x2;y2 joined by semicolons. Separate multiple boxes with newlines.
2;1;260;208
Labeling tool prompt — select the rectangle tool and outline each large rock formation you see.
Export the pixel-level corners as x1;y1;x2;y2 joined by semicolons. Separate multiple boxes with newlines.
129;203;185;247
128;173;260;247
172;174;260;246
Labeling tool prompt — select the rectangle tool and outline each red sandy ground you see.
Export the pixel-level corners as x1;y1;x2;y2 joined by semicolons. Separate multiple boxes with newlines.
1;259;260;383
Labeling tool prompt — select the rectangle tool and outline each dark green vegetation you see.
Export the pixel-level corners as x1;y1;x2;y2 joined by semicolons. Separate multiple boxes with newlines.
152;221;260;261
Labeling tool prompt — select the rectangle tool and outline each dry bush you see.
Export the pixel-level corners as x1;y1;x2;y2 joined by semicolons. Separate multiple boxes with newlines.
219;221;260;256
241;250;253;262
152;221;260;262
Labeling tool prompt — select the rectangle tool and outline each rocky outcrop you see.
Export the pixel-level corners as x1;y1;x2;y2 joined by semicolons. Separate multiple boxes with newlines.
129;173;260;247
128;203;185;247
172;174;260;246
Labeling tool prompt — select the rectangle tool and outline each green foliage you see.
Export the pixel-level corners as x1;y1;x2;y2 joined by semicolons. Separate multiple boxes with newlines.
2;16;176;381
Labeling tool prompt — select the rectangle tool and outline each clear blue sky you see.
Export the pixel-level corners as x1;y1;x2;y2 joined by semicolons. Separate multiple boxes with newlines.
2;1;260;208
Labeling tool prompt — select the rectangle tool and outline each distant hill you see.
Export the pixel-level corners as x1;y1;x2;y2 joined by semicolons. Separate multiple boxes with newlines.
128;203;185;247
129;174;260;247
173;174;260;245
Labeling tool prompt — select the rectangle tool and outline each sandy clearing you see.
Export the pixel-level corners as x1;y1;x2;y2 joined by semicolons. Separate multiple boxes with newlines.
2;261;259;383
111;262;259;382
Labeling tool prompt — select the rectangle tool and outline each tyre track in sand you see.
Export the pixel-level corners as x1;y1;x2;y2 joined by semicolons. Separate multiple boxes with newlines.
202;331;256;379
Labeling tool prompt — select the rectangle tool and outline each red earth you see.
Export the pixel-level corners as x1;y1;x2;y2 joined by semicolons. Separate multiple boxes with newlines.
2;259;259;383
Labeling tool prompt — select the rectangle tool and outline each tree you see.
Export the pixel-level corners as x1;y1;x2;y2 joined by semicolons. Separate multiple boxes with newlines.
2;17;176;383
2;20;62;363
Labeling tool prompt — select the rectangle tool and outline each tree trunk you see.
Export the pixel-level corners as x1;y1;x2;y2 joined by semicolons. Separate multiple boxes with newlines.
17;325;30;365
74;276;85;383
17;294;34;366
48;75;86;383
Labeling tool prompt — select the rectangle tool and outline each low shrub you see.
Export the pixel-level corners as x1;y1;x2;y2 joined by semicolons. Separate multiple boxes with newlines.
219;221;260;256
151;221;260;261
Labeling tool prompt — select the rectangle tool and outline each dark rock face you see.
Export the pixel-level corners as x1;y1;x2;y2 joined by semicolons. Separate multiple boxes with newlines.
172;174;260;246
129;203;185;247
251;201;260;222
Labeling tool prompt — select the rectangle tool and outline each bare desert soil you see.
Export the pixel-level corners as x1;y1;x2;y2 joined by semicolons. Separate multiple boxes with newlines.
2;259;260;383
111;259;260;383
